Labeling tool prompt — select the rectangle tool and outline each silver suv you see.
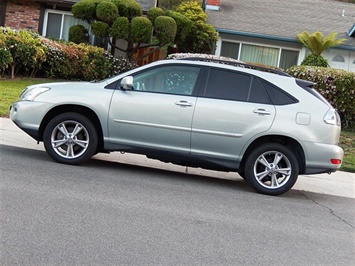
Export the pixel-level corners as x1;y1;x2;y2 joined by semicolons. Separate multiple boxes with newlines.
9;57;344;195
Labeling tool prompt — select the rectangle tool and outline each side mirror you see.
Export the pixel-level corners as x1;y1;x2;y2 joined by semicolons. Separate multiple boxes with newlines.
120;76;133;90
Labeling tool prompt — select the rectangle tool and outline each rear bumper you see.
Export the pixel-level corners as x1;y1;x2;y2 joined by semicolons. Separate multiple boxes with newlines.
303;141;344;174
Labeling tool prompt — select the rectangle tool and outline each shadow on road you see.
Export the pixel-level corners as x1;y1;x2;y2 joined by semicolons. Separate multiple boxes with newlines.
3;144;350;201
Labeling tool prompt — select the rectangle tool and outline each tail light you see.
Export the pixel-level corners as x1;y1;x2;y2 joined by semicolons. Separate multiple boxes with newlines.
324;109;341;126
330;159;342;165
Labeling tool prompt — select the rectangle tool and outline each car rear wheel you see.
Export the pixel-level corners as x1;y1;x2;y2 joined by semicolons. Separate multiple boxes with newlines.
43;113;98;165
244;143;299;195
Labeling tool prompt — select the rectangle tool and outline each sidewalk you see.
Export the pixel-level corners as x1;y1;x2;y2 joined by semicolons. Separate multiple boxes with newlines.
1;117;354;198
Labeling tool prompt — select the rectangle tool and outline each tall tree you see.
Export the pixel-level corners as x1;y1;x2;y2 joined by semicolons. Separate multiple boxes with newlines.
158;0;184;10
173;0;218;54
158;0;203;10
71;0;177;62
297;31;345;67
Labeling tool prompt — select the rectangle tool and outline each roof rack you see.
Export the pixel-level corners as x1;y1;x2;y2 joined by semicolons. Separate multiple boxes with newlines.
176;57;291;77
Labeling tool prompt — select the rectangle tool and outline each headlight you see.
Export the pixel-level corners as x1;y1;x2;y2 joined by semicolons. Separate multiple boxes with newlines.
19;86;51;101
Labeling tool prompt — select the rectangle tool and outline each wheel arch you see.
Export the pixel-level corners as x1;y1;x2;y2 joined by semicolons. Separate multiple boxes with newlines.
239;135;306;174
38;105;104;152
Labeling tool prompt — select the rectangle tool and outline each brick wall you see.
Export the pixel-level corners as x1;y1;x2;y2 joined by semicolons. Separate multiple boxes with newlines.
4;0;41;31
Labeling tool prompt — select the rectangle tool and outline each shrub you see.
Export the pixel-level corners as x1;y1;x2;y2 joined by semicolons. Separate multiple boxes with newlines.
77;43;112;80
41;38;82;79
91;21;110;37
287;65;355;131
71;0;97;21
301;54;329;67
69;25;89;44
0;35;12;72
173;1;217;54
165;10;193;49
110;17;129;39
0;47;12;72
96;1;119;23
0;27;135;81
0;27;46;78
41;39;135;81
112;0;142;18
130;17;152;43
154;16;177;44
147;7;164;23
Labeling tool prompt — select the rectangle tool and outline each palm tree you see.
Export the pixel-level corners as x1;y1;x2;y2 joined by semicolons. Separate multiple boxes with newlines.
297;31;346;67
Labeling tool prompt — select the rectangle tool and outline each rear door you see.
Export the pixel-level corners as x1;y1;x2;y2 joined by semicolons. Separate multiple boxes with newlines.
108;64;203;153
191;68;276;164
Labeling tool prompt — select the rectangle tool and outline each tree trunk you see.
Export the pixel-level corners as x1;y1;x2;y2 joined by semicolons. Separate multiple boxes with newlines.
11;62;15;79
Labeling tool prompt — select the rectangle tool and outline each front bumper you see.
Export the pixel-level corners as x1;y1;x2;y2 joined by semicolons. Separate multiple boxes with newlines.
9;101;50;141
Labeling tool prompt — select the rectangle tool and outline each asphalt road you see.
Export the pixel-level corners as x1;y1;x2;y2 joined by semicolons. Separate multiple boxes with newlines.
1;144;355;265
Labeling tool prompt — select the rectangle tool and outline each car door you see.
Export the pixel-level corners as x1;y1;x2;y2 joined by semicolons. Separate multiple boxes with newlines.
191;68;276;164
108;64;202;153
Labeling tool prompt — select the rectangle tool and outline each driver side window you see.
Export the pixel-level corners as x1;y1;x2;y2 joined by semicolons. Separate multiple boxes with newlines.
131;65;201;96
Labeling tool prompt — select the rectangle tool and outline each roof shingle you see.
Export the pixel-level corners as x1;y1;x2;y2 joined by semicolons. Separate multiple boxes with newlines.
206;0;355;47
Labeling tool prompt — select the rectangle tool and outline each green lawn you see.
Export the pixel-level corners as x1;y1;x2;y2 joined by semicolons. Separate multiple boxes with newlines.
339;131;355;173
0;78;59;116
1;78;354;173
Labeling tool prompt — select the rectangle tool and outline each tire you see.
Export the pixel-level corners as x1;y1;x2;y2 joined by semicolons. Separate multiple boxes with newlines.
244;143;299;196
238;171;245;180
43;113;98;165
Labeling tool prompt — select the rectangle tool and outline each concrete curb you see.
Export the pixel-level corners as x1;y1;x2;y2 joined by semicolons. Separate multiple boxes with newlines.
1;117;354;198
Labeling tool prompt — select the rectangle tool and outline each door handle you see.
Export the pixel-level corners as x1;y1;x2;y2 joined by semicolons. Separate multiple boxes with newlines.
175;101;193;107
253;109;271;115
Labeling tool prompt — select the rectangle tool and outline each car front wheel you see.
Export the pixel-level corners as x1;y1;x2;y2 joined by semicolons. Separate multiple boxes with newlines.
43;113;98;165
244;143;299;196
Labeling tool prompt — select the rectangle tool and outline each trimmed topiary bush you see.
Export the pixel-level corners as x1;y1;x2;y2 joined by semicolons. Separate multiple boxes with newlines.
96;1;119;23
154;16;177;44
112;0;142;18
69;25;89;44
130;17;152;43
165;10;193;50
71;0;97;21
147;7;164;23
301;54;329;67
110;17;129;39
287;65;355;131
91;21;110;37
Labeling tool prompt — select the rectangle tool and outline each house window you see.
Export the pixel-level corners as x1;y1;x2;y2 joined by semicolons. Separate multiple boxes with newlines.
240;44;279;67
220;41;299;69
332;55;345;62
279;49;298;69
43;9;89;42
220;42;240;60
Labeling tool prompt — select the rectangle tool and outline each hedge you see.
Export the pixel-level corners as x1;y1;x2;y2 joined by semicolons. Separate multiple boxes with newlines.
287;65;355;131
0;27;135;81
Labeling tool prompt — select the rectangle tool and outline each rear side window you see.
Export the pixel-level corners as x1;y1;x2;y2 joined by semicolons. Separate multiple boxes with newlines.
249;78;270;104
204;68;251;101
260;80;298;105
203;68;271;104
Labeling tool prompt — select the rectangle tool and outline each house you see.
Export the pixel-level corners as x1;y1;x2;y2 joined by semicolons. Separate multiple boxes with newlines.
205;0;355;71
0;0;156;44
0;0;80;41
2;0;354;71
